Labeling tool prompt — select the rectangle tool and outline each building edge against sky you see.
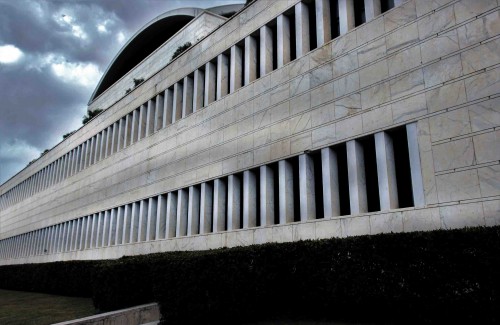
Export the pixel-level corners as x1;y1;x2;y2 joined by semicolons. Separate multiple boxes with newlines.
0;0;499;265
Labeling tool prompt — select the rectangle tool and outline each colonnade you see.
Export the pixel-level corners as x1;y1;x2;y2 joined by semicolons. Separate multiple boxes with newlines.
0;123;424;259
0;0;403;211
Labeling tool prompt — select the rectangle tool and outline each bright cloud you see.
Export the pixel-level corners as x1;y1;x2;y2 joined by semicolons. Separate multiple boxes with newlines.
0;138;40;161
51;60;101;88
117;31;126;43
0;45;24;64
55;13;88;39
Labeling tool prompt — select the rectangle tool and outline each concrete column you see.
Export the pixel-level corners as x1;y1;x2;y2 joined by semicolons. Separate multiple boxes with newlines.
93;134;100;164
375;132;399;210
79;143;86;171
156;194;167;240
124;113;131;148
277;14;291;68
115;206;124;245
154;93;164;132
279;160;294;224
74;219;81;250
98;130;105;161
227;175;241;230
260;165;275;226
316;0;332;47
217;54;229;100
172;82;183;123
123;204;132;244
347;140;368;214
84;139;91;168
244;36;257;85
213;178;227;232
88;137;95;166
146;197;157;241
138;200;149;242
112;121;119;153
138;104;147;141
108;209;117;246
102;210;111;247
89;214;96;248
146;98;156;136
80;217;87;250
60;223;67;252
339;0;355;35
204;62;216;105
131;108;139;144
230;45;243;93
199;182;213;234
295;2;310;57
106;126;113;157
187;186;200;236
176;189;188;237
74;146;81;174
166;191;178;238
364;0;381;21
243;170;257;228
130;202;140;243
182;76;194;118
299;154;316;221
260;25;273;76
193;69;205;112
406;123;425;208
67;151;74;177
321;148;341;218
163;88;174;127
117;118;125;150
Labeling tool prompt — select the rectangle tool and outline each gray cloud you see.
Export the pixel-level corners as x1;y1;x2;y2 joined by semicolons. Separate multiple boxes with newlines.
0;0;244;184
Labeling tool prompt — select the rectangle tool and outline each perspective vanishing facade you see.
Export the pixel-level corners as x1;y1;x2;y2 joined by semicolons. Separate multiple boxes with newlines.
0;0;498;265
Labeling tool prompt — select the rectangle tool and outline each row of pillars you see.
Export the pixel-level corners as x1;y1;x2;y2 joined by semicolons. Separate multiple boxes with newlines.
0;123;424;260
0;0;405;211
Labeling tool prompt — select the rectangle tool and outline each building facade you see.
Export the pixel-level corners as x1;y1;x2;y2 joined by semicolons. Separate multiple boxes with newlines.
0;0;498;265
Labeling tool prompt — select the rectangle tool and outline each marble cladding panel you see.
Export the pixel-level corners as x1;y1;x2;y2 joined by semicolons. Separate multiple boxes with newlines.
453;0;497;24
439;202;485;229
425;80;467;113
385;0;417;32
417;119;439;204
436;169;481;202
357;16;385;46
386;22;419;54
433;138;475;172
423;54;463;88
461;38;500;75
418;4;456;40
468;97;500;132
420;29;460;64
387;44;421;77
429;107;472;142
457;10;500;49
483;199;500;226
473;130;500;164
478;165;500;197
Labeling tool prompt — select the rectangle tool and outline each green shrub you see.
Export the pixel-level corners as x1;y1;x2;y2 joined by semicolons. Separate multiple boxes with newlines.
171;42;192;61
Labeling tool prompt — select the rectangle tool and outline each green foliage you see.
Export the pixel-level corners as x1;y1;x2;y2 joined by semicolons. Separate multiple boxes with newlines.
82;109;103;125
0;227;499;323
133;78;144;87
125;88;131;95
0;261;96;297
62;131;75;139
171;42;192;61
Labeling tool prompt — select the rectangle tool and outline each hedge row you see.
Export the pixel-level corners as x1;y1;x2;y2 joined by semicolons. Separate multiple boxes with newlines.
1;226;499;324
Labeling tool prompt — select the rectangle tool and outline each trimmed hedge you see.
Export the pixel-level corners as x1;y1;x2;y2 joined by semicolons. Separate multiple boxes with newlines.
0;227;499;324
0;260;96;297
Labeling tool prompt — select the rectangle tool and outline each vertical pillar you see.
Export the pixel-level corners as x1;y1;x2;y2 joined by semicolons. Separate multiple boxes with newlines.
230;45;243;93
295;2;310;57
131;109;139;144
260;25;273;76
156;194;167;240
122;204;132;244
279;160;294;224
102;211;110;247
124;113;131;148
347;140;368;214
243;170;257;228
406;123;425;208
176;189;188;237
299;154;316;221
339;0;355;35
182;76;194;118
163;88;174;127
138;104;147;141
213;178;227;232
204;62;216;105
138;200;149;242
375;132;399;210
154;93;164;132
74;219;81;250
216;54;229;100
321;148;341;218
90;214;97;248
88;137;95;166
79;217;87;250
199;182;213;234
316;0;332;47
79;144;85;172
187;186;200;236
364;0;381;21
130;202;140;243
117;118;125;150
74;146;81;174
166;192;178;238
146;99;156;136
146;197;157;241
260;165;275;226
115;206;123;245
227;175;241;230
108;208;117;246
244;36;257;85
277;14;291;68
172;83;183;123
94;134;101;164
112;121;119;153
193;69;205;112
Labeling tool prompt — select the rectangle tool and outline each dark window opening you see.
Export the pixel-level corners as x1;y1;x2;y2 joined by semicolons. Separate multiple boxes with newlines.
381;0;395;13
270;162;280;224
335;143;351;216
306;0;318;50
389;127;414;208
291;157;301;222
360;136;380;212
354;0;366;26
330;0;340;39
312;152;324;219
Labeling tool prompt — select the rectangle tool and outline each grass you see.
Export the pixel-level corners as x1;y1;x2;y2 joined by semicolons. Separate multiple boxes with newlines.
0;289;97;325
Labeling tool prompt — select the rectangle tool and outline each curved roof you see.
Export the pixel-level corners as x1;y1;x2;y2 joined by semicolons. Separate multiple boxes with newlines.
89;4;244;104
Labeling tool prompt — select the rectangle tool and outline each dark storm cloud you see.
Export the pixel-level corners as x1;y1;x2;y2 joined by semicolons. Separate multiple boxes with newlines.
0;0;244;184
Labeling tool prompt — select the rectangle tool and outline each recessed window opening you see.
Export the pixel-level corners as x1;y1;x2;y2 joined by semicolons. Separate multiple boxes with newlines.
270;162;280;224
335;143;350;216
330;0;340;39
250;29;261;79
312;151;324;219
270;21;278;71
254;167;262;227
354;0;366;26
381;0;395;13
291;157;301;222
360;136;380;212
389;127;414;208
286;9;297;61
306;0;318;50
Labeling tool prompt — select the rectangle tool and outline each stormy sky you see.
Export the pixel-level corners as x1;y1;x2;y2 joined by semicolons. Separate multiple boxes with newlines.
0;0;244;185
